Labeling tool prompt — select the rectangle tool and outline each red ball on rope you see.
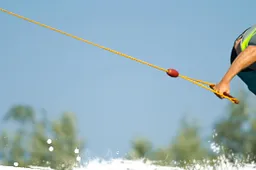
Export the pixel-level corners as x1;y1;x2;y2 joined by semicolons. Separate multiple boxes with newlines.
166;68;179;78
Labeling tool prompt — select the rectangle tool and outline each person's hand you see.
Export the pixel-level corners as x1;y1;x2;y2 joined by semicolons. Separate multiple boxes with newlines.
210;81;239;104
211;81;231;99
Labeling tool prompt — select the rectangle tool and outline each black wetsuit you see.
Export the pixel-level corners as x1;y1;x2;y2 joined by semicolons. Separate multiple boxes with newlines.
230;25;256;95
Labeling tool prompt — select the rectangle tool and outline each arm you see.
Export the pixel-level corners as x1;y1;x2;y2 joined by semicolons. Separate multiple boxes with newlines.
220;45;256;84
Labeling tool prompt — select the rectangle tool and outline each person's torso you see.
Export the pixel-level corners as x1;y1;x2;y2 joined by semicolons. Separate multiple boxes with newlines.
234;25;256;95
238;71;256;95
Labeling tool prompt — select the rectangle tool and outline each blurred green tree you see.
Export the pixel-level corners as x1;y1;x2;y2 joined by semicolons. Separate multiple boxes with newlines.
0;130;9;165
0;105;85;170
249;118;256;160
168;116;209;166
212;90;256;162
126;137;152;160
1;105;35;167
3;105;35;127
29;120;50;167
49;112;85;170
149;147;172;166
8;133;26;167
126;116;209;167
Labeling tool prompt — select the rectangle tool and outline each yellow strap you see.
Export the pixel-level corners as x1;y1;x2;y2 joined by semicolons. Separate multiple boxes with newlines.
0;8;239;104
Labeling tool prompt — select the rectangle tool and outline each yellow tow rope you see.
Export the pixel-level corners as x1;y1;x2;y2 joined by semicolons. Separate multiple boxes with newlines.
0;8;239;104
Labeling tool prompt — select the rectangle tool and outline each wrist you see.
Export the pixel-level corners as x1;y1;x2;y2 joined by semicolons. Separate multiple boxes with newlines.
220;76;231;84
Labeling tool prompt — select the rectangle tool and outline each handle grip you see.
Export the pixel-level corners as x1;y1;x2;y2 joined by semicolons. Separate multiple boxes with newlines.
209;84;239;104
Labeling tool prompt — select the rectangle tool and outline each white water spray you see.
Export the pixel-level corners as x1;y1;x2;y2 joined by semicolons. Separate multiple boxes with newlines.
1;133;256;170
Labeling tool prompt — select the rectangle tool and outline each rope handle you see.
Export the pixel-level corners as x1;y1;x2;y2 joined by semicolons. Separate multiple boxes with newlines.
209;84;239;104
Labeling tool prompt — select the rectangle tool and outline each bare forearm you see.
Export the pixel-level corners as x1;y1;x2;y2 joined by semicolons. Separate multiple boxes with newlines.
221;46;256;83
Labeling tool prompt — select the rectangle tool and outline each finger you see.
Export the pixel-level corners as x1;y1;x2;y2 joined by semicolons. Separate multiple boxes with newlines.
209;84;223;99
216;93;224;99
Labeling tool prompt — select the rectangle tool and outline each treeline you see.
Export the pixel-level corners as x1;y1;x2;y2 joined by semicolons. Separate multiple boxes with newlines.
0;106;85;170
0;90;255;169
126;91;256;167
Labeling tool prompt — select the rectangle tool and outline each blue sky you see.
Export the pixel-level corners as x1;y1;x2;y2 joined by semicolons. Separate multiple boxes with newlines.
0;0;255;159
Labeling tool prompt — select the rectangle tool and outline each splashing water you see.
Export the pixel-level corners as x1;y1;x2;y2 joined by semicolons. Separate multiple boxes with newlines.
209;131;221;154
47;139;52;145
13;162;18;167
1;158;255;170
1;134;256;170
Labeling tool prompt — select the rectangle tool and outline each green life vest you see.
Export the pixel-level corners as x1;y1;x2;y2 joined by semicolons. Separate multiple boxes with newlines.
240;25;256;51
